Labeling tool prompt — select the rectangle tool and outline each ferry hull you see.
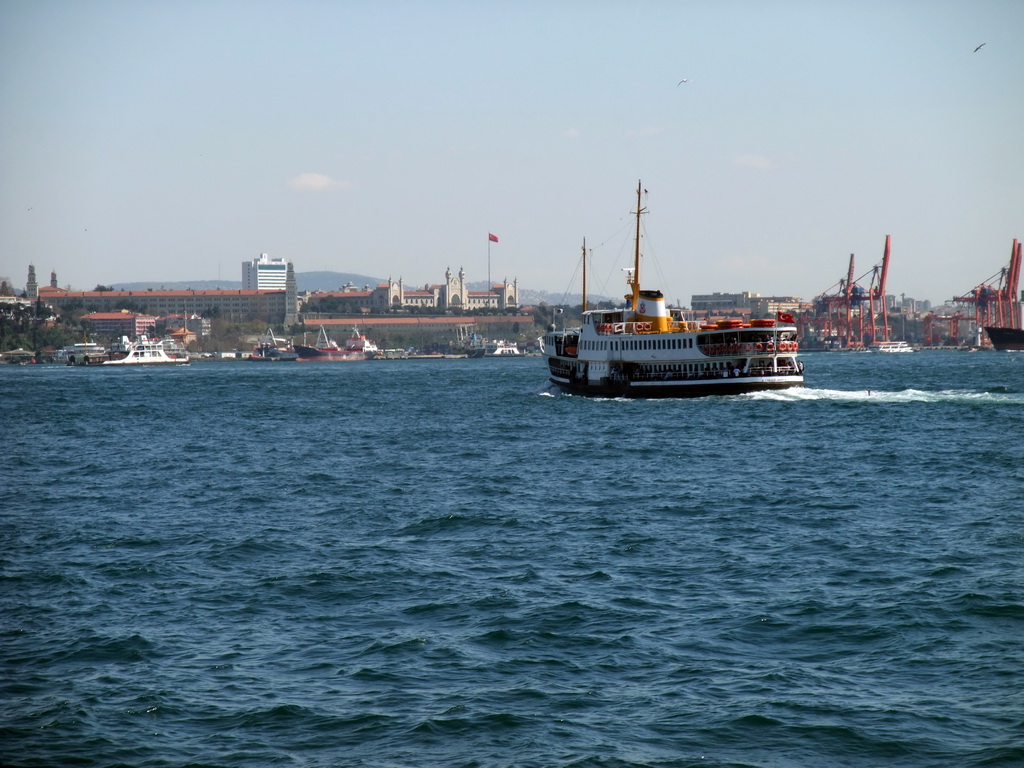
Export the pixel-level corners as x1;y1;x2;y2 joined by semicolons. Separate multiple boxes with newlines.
548;373;802;398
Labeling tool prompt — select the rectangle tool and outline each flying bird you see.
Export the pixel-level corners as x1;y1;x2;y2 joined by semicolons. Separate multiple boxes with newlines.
973;42;986;52
677;78;690;85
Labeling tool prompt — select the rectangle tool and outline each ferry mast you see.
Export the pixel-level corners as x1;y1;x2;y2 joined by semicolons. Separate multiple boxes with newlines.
629;181;646;311
581;238;588;313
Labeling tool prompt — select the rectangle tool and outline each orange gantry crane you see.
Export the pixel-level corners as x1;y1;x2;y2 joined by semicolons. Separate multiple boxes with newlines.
951;239;1022;332
811;236;892;349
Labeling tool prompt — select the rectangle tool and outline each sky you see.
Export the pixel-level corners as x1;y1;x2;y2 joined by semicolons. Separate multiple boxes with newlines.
1;0;1022;306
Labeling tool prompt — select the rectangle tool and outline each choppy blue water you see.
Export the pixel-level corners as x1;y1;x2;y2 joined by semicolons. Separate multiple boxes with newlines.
2;352;1022;768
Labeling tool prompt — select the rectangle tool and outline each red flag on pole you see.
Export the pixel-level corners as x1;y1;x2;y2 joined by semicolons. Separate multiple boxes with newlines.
777;311;795;323
488;233;499;243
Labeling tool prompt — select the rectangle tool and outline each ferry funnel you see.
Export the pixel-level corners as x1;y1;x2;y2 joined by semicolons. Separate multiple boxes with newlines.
635;290;669;332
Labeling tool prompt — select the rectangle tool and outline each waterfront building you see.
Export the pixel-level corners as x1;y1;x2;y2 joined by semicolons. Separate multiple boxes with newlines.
691;291;801;319
302;269;518;315
284;261;298;325
243;253;290;290
25;265;38;299
749;296;802;318
82;311;157;337
165;313;211;337
691;291;760;313
38;286;291;324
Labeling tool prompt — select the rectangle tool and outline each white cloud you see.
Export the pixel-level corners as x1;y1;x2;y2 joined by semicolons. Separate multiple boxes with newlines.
734;154;775;170
287;172;351;191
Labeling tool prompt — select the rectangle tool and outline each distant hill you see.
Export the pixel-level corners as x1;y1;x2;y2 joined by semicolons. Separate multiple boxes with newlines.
110;272;610;307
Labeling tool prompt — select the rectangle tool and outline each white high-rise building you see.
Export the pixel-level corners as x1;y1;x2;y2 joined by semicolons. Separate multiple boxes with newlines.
242;253;290;290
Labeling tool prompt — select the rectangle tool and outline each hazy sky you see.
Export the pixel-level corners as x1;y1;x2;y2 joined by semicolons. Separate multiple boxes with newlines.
2;0;1021;305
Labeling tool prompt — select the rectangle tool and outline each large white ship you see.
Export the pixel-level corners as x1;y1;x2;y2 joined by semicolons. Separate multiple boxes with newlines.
542;183;804;398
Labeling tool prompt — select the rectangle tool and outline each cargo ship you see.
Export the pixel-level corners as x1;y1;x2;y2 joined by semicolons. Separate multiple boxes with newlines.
984;327;1024;351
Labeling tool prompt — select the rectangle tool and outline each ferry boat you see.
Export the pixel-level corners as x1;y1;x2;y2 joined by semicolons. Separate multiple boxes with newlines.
102;336;189;365
870;340;914;353
541;182;804;398
475;340;521;357
984;326;1024;351
294;326;379;361
57;341;108;366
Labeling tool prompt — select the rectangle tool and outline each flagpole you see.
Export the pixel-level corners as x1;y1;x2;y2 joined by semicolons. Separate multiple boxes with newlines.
487;234;499;305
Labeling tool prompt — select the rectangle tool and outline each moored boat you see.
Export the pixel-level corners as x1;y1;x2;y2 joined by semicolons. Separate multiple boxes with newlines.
57;341;108;366
481;340;521;357
250;342;298;361
102;336;189;365
542;182;804;398
984;326;1024;351
294;326;379;361
250;328;298;361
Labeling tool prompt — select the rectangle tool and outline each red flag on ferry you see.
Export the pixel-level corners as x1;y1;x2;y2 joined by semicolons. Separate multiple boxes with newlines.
488;233;499;242
777;311;795;323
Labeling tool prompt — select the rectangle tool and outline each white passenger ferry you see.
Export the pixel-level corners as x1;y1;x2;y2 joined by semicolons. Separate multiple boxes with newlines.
103;336;189;365
542;183;804;398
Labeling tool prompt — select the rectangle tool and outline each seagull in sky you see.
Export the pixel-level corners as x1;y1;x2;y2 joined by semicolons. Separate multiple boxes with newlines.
973;42;986;52
677;78;690;85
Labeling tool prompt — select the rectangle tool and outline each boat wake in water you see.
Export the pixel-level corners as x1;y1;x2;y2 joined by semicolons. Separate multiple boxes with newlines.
745;387;1024;404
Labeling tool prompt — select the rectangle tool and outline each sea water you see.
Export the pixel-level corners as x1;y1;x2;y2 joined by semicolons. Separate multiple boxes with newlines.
2;352;1022;768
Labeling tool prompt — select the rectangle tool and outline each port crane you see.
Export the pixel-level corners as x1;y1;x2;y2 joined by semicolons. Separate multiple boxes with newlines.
810;236;892;349
951;239;1022;335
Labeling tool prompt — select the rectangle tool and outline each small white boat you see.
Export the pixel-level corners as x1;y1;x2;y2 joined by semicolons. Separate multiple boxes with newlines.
870;341;914;353
103;336;189;365
483;340;521;357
